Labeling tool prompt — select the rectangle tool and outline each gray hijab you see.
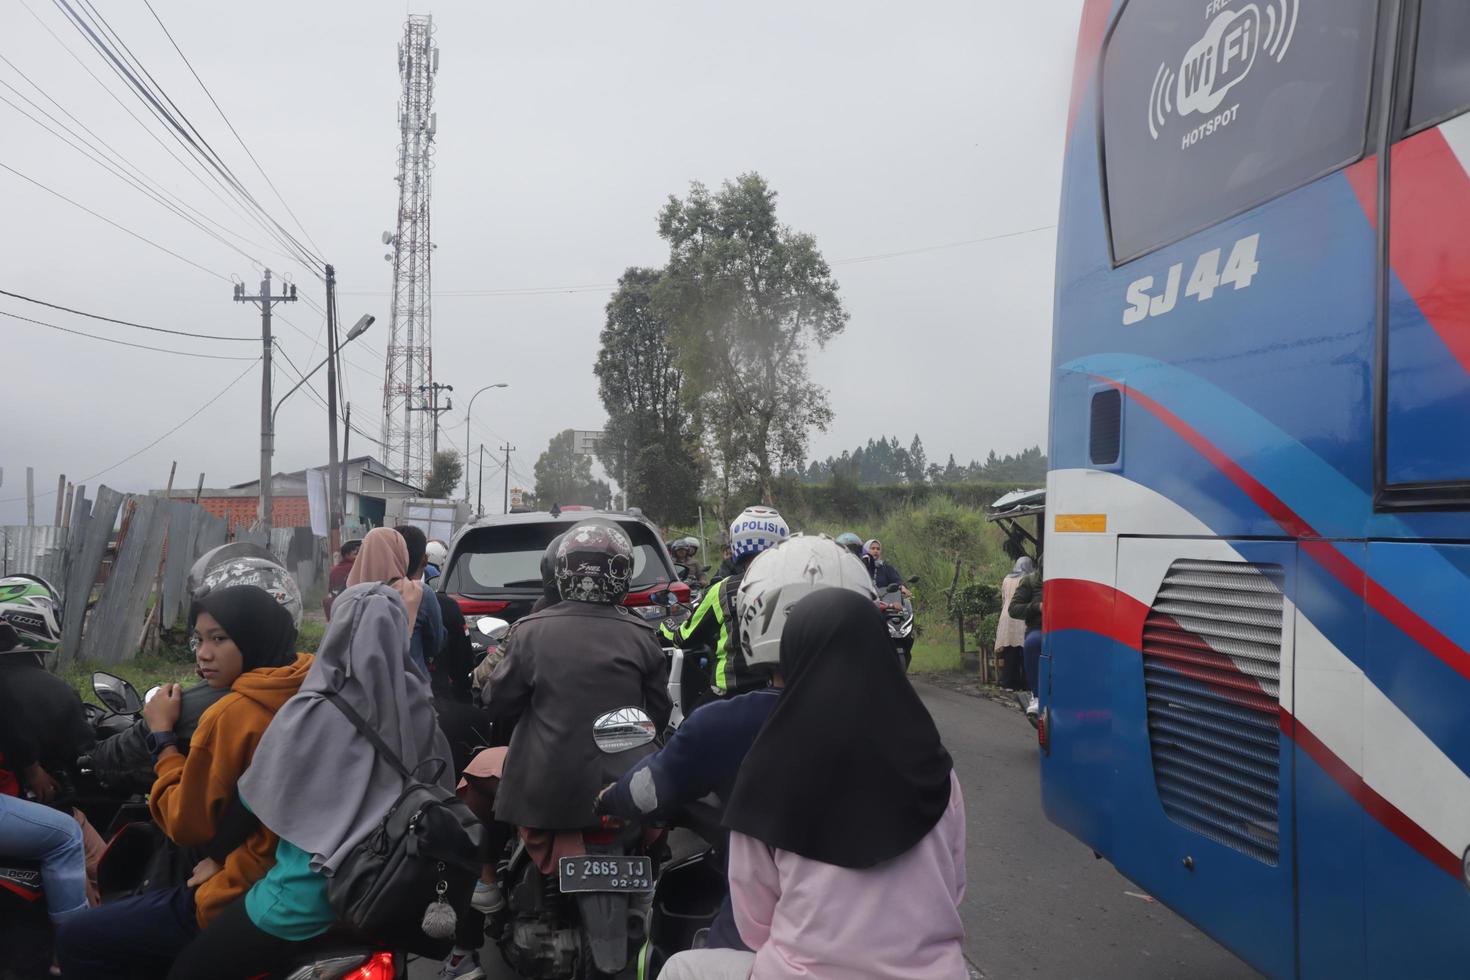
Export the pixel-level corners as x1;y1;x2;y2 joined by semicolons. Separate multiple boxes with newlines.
239;582;452;874
1009;556;1035;578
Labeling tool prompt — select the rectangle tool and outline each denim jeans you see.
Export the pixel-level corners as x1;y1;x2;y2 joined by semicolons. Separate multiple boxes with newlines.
55;884;199;980
1023;628;1043;698
0;793;88;922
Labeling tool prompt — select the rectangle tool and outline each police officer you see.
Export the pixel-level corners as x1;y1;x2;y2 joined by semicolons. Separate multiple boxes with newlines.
661;506;790;703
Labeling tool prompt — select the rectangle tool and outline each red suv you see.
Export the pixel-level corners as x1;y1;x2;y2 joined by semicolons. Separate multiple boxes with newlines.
438;510;690;640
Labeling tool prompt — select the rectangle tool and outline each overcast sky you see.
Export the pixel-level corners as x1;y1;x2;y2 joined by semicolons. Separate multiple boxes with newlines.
1;0;1083;524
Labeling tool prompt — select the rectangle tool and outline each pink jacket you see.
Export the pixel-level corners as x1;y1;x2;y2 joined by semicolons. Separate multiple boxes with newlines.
729;770;968;980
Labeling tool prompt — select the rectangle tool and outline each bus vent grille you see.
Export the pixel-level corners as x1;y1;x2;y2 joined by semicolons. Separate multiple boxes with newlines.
1142;559;1284;866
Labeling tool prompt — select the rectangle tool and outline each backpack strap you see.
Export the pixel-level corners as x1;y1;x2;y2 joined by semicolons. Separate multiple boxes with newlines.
322;689;415;782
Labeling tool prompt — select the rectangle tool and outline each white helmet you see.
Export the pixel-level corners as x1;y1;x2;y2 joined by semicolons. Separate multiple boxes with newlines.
729;506;789;562
736;534;876;669
425;540;449;568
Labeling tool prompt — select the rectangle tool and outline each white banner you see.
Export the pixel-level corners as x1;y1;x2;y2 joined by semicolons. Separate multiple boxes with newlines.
306;468;328;538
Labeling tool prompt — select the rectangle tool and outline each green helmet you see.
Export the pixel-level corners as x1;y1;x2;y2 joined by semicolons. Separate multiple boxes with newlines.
0;574;63;656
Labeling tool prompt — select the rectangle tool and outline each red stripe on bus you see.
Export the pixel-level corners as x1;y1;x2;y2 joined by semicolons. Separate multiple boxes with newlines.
1284;707;1461;878
1095;377;1470;684
1044;577;1148;646
1067;0;1114;138
1344;133;1470;377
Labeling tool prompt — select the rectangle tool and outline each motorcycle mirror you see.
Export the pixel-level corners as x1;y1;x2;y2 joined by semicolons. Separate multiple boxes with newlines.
592;706;657;754
476;616;510;641
92;671;143;715
907;575;921;584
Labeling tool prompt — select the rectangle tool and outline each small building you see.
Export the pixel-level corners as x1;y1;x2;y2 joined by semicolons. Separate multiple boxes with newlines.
156;456;422;533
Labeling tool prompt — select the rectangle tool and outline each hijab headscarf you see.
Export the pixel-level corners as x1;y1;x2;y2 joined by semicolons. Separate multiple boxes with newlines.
188;585;298;672
238;582;452;873
724;588;953;869
347;527;423;632
1009;556;1035;578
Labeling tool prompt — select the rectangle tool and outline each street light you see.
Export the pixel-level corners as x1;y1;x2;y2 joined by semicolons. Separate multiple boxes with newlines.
272;315;374;426
464;383;509;501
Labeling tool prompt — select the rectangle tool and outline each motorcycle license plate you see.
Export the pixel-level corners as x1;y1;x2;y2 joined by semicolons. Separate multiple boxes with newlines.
557;855;653;894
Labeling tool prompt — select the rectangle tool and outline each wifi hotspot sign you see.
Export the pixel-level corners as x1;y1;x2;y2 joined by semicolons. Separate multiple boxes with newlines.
1147;0;1298;148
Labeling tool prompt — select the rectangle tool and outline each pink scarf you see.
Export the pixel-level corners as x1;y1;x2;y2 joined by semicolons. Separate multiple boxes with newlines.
346;527;423;631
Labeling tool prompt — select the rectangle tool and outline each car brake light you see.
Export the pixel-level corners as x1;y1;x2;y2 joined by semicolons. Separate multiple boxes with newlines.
345;952;396;980
455;597;509;616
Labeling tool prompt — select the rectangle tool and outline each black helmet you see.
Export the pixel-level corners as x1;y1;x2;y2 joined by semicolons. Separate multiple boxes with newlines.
539;532;567;591
555;520;634;605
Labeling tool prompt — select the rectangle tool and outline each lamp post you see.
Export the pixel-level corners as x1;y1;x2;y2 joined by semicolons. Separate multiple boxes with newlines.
477;443;486;517
269;315;373;528
463;383;508;501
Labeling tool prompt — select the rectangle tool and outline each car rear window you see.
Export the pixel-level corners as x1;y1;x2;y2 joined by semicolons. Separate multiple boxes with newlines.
446;521;671;594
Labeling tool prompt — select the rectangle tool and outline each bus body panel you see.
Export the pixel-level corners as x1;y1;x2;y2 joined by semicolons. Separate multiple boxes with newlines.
1047;2;1470;977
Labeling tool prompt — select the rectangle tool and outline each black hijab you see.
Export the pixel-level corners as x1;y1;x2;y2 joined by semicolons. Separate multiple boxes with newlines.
724;587;954;869
188;585;298;672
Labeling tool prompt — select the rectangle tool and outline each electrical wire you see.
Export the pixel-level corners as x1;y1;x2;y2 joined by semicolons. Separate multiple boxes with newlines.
139;0;324;259
71;0;324;272
2;307;258;360
0;288;252;341
274;342;390;452
0;356;261;503
17;0;318;281
0;160;229;281
337;225;1061;298
50;0;324;275
0;55;298;269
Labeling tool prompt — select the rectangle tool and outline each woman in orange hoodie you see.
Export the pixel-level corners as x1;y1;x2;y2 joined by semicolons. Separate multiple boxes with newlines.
56;585;312;979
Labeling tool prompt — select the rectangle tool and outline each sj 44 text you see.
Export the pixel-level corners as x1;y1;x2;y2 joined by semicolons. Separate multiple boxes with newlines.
1123;234;1260;325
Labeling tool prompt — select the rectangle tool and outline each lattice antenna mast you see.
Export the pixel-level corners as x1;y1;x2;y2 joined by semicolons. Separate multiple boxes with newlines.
381;15;439;488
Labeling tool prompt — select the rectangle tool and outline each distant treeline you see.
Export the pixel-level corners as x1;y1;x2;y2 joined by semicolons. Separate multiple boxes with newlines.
791;436;1046;487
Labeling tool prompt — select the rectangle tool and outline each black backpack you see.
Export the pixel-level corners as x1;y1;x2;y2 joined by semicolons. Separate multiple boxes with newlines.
321;691;482;949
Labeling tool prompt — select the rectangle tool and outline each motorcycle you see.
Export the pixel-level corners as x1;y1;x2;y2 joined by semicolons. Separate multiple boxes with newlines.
1;672;154;978
631;797;728;979
879;576;920;670
2;673;416;980
491;707;662;980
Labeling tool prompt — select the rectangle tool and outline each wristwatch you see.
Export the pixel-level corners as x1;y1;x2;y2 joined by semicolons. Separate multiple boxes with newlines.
145;730;180;761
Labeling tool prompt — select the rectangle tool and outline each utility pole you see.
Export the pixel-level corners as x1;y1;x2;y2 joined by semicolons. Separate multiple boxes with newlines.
501;443;515;514
234;269;297;532
324;264;341;560
340;402;352;530
477;444;485;517
411;382;454;457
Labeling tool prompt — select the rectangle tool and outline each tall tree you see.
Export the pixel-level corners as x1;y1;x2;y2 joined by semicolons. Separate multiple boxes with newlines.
595;270;683;470
423;450;463;498
534;429;612;508
658;173;848;507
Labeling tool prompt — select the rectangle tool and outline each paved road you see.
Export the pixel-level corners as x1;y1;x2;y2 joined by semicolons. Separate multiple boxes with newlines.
417;683;1254;979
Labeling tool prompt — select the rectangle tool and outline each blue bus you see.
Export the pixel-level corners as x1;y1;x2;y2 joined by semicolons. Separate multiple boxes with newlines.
1043;1;1470;976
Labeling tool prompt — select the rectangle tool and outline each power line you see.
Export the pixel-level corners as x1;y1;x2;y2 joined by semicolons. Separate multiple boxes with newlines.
336;225;1061;298
51;0;324;274
274;342;390;452
139;0;324;259
0;160;230;280
0;53;299;270
1;307;258;360
0;288;252;341
69;0;324;272
17;0;319;279
0;356;260;503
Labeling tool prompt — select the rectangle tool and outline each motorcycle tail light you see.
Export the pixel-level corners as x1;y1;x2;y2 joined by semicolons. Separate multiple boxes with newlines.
345;952;397;980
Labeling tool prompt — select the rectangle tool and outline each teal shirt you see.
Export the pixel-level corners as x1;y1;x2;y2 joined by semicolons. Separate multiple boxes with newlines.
244;838;334;941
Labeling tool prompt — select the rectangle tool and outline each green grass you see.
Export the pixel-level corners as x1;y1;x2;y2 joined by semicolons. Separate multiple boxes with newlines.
60;650;201;706
297;618;325;653
909;637;963;674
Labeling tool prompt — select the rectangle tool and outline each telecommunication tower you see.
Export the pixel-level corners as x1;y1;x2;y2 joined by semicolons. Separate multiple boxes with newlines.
380;14;439;488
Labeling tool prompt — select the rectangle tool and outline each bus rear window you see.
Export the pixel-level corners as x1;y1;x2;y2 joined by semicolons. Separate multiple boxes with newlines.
1101;0;1377;263
1409;0;1470;132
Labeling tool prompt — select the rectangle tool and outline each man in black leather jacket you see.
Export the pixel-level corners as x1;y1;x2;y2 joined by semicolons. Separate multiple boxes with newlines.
85;682;226;786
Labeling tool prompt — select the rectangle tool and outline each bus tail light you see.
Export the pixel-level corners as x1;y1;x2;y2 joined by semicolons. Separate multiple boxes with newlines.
1038;708;1050;755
